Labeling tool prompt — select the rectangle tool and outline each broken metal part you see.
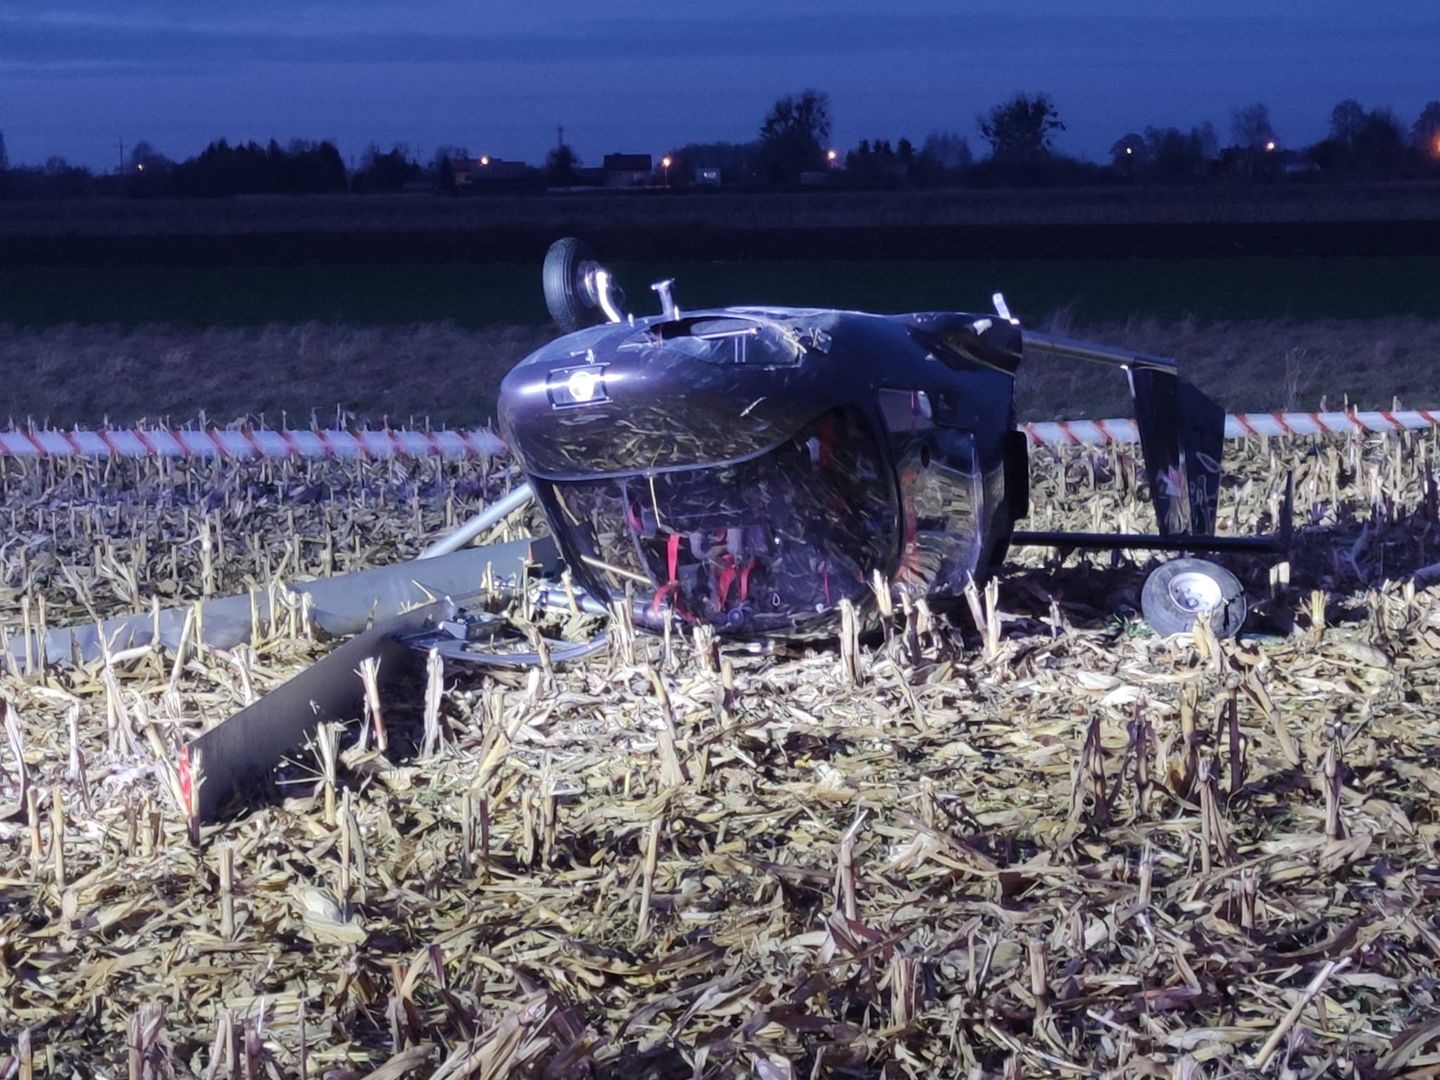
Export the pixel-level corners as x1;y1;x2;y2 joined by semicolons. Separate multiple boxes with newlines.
394;611;608;668
530;583;609;617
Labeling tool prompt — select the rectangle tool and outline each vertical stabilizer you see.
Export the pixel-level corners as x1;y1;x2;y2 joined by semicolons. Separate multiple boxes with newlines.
1129;369;1225;536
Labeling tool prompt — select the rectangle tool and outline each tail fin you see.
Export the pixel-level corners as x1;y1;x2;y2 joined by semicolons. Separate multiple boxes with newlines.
1129;368;1225;537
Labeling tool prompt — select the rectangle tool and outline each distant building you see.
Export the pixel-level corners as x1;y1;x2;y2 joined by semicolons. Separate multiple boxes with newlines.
453;157;529;186
603;153;654;188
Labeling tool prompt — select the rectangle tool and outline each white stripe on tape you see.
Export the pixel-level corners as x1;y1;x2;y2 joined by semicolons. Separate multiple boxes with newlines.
1;411;1436;459
0;427;506;459
1023;410;1440;447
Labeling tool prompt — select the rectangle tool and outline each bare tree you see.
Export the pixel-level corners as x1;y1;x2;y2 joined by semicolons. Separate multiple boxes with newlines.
126;140;171;174
1329;99;1365;149
1231;102;1276;148
1110;132;1147;172
1354;108;1407;177
921;131;972;172
759;89;832;183
546;142;580;186
429;145;470;172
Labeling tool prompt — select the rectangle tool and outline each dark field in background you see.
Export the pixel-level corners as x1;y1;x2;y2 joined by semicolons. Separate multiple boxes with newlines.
4;256;1440;329
1;187;1437;426
4;316;1436;430
6;185;1440;237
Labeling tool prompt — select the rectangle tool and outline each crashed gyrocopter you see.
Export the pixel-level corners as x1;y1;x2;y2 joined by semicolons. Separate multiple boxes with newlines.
6;237;1291;818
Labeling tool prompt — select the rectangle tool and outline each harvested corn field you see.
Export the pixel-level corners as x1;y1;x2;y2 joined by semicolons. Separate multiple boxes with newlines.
1;431;1439;1078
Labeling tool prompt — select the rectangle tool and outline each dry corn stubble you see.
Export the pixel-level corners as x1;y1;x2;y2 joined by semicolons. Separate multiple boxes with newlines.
0;430;1437;1076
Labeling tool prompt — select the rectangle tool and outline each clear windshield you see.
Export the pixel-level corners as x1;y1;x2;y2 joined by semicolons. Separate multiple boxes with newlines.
544;407;898;636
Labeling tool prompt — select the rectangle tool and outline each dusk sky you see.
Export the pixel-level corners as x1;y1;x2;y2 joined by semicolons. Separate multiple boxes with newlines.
1;0;1437;171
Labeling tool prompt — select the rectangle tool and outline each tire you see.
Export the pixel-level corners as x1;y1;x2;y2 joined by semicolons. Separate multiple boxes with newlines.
1140;557;1246;638
542;237;602;334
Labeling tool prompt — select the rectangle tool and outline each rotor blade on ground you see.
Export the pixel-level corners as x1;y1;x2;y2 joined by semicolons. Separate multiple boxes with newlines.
189;600;445;821
2;536;559;670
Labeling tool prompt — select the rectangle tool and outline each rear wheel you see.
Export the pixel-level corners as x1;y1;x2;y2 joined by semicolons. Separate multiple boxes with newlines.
542;237;603;334
1141;557;1246;638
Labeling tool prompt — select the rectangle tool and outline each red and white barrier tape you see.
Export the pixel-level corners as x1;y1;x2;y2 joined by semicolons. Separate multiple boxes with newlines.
1024;409;1440;447
0;427;506;459
0;410;1436;459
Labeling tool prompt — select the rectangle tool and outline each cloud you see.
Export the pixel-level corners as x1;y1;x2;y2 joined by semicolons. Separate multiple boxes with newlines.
6;9;1435;73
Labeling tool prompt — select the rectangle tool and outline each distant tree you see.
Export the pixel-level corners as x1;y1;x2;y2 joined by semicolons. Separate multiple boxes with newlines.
430;145;469;172
426;145;467;193
121;140;174;197
1413;101;1440;161
1353;108;1407;177
1110;132;1148;175
916;132;972;184
284;140;347;193
1313;103;1408;177
1141;124;1216;180
1227;104;1280;180
436;157;456;192
127;140;171;174
1230;102;1276;149
173;138;267;196
41;156;95;197
354;143;420;193
758;89;832;184
844;136;916;189
978;93;1064;161
545;141;581;186
1329;99;1366;149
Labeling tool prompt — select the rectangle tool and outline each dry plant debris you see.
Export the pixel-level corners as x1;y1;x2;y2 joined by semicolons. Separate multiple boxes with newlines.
0;431;1438;1078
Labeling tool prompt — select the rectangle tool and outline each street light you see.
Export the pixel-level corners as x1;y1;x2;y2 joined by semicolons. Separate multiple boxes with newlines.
826;149;838;165
661;155;672;186
1264;140;1277;152
480;155;490;166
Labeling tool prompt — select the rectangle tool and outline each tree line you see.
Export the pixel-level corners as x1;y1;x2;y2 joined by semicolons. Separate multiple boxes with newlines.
2;91;1440;199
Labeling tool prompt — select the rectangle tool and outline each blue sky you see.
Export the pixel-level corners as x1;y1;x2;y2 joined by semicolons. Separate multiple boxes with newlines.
1;0;1436;169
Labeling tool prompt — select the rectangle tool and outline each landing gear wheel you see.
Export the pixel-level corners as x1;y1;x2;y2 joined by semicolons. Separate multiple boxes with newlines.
543;237;605;334
1141;557;1246;638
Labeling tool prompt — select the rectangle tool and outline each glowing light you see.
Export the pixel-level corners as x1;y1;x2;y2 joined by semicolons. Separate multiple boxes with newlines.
1264;140;1277;152
1433;134;1440;159
136;163;145;171
1124;146;1133;155
566;369;600;403
480;155;490;166
826;149;838;162
661;156;672;168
